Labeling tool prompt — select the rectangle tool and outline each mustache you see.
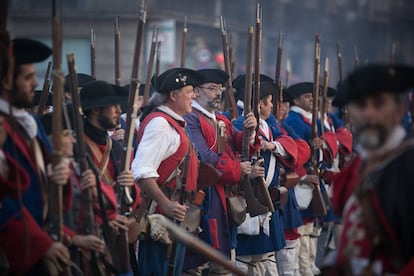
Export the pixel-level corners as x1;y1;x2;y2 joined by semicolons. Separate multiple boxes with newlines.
357;122;384;132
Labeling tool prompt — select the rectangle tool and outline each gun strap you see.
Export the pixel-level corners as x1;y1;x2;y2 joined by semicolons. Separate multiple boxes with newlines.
84;135;114;185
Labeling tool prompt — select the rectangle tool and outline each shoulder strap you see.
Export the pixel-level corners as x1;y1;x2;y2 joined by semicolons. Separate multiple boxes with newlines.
84;135;114;185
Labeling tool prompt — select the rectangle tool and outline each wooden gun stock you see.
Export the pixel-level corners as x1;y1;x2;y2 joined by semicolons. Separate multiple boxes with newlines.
311;184;327;216
254;176;275;212
239;175;268;217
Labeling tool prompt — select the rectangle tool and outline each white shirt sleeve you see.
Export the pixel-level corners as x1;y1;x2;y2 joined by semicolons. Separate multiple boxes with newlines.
131;116;181;180
271;141;288;157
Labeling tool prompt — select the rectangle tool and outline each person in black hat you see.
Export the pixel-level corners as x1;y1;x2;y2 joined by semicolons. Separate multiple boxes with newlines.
40;110;106;256
59;73;95;104
79;80;141;263
284;81;338;276
131;68;203;275
232;80;298;275
328;64;414;275
182;69;261;275
0;38;72;274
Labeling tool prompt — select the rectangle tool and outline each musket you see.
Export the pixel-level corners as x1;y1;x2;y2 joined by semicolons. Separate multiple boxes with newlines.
115;15;121;86
320;57;329;139
239;25;269;217
90;28;96;78
67;53;110;276
120;0;147;208
180;16;187;67
220;16;238;120
167;152;190;276
251;3;275;213
285;58;291;88
252;3;261;124
228;34;236;77
309;34;327;216
155;41;161;78
143;26;158;106
155;215;247;276
48;1;71;274
336;43;344;82
353;45;359;70
118;0;147;251
336;43;350;128
311;34;321;169
37;61;52;116
273;31;283;118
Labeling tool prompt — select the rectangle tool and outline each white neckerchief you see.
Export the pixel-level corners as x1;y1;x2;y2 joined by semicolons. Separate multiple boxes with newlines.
291;106;312;122
359;125;406;160
158;105;186;123
0;98;37;139
237;100;244;110
259;118;271;141
191;100;217;122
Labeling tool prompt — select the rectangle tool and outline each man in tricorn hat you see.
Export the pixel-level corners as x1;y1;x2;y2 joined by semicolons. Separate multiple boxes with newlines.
284;81;337;276
79;81;141;263
131;68;203;275
329;64;414;275
0;38;71;274
182;69;260;275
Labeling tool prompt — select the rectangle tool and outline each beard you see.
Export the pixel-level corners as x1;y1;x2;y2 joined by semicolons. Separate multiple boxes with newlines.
208;97;221;110
355;123;388;150
11;90;34;108
98;114;117;130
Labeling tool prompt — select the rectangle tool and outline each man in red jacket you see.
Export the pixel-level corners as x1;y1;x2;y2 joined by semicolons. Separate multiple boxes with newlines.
330;64;414;276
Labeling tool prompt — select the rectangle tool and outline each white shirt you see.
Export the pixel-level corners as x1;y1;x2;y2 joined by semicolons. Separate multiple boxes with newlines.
131;105;184;180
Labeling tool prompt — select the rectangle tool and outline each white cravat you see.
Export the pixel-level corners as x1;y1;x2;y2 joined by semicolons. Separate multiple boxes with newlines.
0;98;37;139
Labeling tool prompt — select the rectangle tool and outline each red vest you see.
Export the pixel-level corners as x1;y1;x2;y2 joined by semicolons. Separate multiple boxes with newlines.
137;111;198;192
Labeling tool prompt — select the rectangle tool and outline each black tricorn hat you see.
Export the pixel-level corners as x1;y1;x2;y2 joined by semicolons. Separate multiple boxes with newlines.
111;84;130;112
62;73;96;92
197;69;229;85
156;68;204;94
327;87;336;98
260;81;279;100
13;38;52;66
31;90;53;107
334;64;414;106
286;82;314;101
232;74;274;101
80;80;125;111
